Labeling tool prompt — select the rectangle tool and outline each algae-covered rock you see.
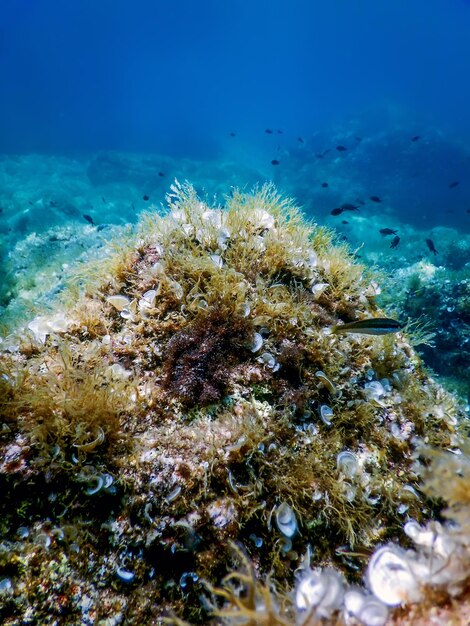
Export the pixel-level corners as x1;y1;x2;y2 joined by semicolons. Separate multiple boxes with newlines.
0;183;465;624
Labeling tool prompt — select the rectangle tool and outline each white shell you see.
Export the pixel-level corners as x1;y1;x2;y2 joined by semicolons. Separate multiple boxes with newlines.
116;567;135;583
250;332;264;353
320;404;333;426
357;596;388;626
296;568;344;618
366;545;421;606
210;254;223;268
107;295;131;311
275;502;297;538
311;282;328;299
336;451;359;479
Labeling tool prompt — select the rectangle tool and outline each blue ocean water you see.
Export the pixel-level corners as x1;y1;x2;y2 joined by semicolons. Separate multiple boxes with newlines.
1;0;470;398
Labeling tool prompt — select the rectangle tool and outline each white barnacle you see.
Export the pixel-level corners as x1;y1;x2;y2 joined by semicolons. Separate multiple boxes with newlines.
336;451;359;479
295;568;344;618
275;502;297;538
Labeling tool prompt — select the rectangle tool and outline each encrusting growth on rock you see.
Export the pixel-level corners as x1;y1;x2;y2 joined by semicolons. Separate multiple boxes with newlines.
0;182;467;624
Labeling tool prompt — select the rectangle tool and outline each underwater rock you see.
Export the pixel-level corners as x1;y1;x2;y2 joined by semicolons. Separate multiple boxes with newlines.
0;182;466;624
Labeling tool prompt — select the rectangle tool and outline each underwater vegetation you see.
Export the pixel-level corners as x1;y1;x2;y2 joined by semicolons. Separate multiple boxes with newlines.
380;259;470;403
0;182;468;624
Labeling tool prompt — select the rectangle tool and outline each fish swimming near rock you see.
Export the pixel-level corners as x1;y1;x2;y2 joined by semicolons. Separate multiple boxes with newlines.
331;208;344;216
83;214;95;225
341;203;360;212
425;238;438;255
332;317;403;335
390;235;400;249
379;228;398;236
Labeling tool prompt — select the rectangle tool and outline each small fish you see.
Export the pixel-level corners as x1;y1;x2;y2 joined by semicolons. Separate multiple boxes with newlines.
271;159;280;165
411;135;420;142
229;132;236;137
355;136;362;142
448;181;460;188
390;235;400;249
332;317;403;335
298;136;304;143
425;238;438;255
49;200;58;207
331;208;344;216
265;128;273;134
355;198;366;206
315;153;324;159
336;145;347;151
321;182;329;188
277;129;283;134
102;197;107;203
131;203;136;211
143;194;150;201
83;214;95;225
158;171;165;177
341;220;349;224
340;203;359;212
370;195;381;203
379;228;398;236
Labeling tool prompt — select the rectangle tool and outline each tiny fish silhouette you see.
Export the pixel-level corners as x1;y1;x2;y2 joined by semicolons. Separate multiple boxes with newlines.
336;145;347;151
277;129;283;134
370;196;381;203
380;228;398;236
143;194;150;201
390;235;400;249
271;159;280;165
426;238;438;255
321;182;329;188
411;135;420;142
448;181;460;188
331;208;344;216
229;132;236;137
158;172;165;177
83;214;95;225
340;203;359;211
265;128;273;134
341;220;349;224
298;137;304;143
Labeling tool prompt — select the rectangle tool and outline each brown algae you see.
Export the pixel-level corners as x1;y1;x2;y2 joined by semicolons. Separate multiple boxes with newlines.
0;182;465;624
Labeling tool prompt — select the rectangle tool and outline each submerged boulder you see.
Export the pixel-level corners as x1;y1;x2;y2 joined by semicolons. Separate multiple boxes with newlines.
0;183;466;624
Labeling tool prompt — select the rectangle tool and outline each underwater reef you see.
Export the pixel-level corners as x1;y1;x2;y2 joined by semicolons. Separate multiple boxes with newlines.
0;183;469;624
